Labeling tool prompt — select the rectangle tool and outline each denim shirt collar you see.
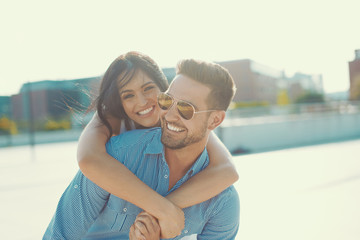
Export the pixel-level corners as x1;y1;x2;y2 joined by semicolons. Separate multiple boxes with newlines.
187;148;209;177
144;127;163;155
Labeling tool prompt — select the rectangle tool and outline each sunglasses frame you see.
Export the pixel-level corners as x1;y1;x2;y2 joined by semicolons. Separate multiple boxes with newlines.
157;92;218;120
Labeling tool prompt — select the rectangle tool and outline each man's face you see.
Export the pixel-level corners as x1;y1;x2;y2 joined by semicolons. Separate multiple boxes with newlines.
160;74;212;149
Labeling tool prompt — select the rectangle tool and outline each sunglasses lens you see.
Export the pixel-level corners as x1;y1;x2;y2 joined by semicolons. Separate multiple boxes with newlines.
158;93;195;120
177;101;194;120
158;93;173;110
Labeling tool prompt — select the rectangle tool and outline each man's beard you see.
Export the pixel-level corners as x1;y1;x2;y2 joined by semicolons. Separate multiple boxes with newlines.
160;118;208;149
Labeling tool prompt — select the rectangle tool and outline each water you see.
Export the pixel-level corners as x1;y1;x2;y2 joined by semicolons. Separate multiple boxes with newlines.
0;140;359;239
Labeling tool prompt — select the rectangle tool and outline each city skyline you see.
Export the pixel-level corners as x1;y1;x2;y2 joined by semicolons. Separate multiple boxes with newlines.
1;0;359;95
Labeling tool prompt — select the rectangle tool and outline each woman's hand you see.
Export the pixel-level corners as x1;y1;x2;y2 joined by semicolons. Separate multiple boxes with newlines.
157;203;185;238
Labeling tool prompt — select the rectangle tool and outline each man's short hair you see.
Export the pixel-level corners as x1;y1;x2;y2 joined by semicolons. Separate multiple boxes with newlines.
176;59;236;111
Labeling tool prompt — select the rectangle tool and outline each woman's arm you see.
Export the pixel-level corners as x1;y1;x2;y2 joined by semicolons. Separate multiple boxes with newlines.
165;131;239;208
77;113;184;238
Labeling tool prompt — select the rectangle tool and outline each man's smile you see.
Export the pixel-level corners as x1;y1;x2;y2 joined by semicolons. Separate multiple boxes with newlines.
166;122;185;133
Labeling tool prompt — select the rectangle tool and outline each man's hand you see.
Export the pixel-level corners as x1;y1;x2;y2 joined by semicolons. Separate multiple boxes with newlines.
129;212;160;240
130;202;185;239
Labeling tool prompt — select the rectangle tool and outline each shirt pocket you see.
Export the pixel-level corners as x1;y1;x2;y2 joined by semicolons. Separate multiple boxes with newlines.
106;197;143;232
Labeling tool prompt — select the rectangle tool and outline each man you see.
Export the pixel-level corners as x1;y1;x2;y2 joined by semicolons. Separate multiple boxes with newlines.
44;59;239;239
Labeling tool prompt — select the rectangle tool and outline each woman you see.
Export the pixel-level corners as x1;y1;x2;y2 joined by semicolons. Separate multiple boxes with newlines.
77;51;238;238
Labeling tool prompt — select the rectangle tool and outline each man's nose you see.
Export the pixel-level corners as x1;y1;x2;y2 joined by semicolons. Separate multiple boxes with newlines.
164;102;180;121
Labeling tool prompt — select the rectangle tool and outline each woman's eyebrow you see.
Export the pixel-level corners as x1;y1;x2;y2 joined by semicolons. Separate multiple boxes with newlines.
119;89;133;95
141;81;155;88
119;81;155;95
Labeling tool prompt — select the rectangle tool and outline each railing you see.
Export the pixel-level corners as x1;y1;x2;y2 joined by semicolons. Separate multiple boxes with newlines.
223;101;360;128
226;101;360;119
218;101;360;154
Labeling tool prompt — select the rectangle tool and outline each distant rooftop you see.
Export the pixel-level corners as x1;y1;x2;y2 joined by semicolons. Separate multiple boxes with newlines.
19;77;100;93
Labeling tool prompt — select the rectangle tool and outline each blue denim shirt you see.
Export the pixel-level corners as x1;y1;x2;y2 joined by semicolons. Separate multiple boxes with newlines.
44;128;239;239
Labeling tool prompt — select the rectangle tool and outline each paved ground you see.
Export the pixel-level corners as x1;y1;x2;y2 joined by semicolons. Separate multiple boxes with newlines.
0;139;359;239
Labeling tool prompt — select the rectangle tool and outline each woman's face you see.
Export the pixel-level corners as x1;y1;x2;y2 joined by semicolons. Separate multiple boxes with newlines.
118;70;162;128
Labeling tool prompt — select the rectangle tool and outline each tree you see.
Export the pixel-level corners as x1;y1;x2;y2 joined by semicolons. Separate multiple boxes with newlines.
0;117;18;135
44;119;71;131
295;92;324;104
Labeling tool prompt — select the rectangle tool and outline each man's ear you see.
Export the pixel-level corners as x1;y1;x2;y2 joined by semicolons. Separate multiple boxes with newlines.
208;111;225;130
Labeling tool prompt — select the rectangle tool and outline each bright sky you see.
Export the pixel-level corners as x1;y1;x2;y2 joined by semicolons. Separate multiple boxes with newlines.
0;0;359;95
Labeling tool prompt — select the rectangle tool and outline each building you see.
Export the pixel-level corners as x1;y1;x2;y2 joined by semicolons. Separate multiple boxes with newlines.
217;59;324;104
11;77;100;126
349;49;360;101
218;59;283;104
286;72;323;102
162;67;176;82
0;96;11;117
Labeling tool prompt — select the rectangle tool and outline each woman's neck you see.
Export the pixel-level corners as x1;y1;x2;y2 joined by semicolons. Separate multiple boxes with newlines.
135;120;161;129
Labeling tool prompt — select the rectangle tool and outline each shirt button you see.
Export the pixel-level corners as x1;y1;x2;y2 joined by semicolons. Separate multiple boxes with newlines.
164;175;168;179
184;230;188;233
123;208;127;212
74;184;78;189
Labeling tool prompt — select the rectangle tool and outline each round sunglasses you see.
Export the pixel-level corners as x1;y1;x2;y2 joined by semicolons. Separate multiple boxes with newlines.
157;92;217;120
